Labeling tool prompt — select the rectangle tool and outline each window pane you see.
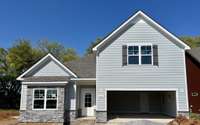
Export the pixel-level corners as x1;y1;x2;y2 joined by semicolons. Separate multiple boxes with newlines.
141;56;152;64
128;46;138;55
141;46;151;54
34;90;44;99
47;90;57;99
46;100;57;109
34;100;44;109
128;46;133;55
128;56;139;64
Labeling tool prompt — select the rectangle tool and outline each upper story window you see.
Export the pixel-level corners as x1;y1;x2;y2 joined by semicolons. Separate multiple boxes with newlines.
128;45;152;65
33;88;58;110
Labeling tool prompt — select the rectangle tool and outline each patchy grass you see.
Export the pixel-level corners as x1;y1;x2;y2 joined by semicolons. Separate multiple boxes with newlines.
190;113;200;121
0;109;19;120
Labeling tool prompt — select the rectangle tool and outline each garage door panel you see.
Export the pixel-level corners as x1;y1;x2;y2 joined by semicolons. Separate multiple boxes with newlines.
149;92;162;113
107;91;176;117
108;91;140;113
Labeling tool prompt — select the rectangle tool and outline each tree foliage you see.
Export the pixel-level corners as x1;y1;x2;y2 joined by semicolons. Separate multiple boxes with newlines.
6;40;42;75
85;38;102;55
180;36;200;48
62;48;79;62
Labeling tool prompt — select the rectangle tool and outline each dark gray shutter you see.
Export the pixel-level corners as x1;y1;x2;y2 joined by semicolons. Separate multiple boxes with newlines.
153;45;158;66
122;45;127;66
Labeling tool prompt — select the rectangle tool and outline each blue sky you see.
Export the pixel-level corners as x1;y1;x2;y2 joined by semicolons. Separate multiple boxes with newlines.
0;0;200;55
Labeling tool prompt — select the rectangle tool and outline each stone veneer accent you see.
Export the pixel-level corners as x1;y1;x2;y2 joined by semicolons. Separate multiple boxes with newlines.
19;86;65;123
96;111;107;123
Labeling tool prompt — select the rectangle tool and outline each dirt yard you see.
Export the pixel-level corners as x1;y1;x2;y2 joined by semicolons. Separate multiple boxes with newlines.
0;109;19;125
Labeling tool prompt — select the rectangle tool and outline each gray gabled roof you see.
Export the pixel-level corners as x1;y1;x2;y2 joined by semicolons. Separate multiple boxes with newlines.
64;53;96;78
186;47;200;64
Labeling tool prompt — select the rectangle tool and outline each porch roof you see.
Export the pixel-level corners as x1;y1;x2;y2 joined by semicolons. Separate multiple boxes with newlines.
23;76;70;82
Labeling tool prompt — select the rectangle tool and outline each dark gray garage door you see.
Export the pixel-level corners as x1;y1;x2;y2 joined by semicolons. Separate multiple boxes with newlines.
107;91;176;117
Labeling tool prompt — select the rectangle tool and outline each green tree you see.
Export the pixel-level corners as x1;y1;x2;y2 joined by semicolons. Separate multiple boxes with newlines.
38;40;65;59
85;38;102;55
6;40;42;75
180;36;200;48
38;40;79;62
62;48;79;62
0;48;21;108
0;48;8;75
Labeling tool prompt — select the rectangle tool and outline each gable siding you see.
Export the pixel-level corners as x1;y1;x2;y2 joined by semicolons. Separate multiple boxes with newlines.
33;60;70;76
96;20;188;112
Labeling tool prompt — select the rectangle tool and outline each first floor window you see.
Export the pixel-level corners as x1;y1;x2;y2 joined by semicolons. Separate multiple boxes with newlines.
33;88;57;110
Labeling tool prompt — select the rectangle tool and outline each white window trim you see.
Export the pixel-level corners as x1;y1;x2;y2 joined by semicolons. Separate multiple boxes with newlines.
127;43;153;65
32;88;58;110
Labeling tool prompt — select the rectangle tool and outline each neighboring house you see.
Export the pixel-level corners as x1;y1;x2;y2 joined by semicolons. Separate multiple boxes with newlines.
17;11;190;124
186;47;200;114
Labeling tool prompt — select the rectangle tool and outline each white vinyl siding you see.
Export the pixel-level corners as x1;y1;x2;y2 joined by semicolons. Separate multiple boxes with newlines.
33;60;70;76
96;19;188;112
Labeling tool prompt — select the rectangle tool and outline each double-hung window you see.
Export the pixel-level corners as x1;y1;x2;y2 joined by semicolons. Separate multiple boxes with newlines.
33;88;58;110
128;44;152;65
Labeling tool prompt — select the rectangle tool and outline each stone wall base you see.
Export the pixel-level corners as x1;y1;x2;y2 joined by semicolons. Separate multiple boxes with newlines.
96;111;107;123
19;110;64;123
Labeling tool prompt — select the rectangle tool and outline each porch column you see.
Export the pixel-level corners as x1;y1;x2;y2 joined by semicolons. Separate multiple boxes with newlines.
65;81;77;122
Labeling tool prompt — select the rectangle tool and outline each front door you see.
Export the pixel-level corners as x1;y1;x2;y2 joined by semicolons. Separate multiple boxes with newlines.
81;88;95;116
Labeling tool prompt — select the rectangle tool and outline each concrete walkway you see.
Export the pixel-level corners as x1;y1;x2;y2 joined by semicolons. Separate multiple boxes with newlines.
72;117;172;125
105;118;172;125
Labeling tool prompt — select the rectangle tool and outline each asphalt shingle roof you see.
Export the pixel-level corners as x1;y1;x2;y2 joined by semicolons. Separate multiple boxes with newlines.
64;53;96;78
23;76;70;82
186;47;200;64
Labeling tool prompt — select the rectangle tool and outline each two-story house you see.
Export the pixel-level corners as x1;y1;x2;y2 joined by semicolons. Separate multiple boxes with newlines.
17;11;190;124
